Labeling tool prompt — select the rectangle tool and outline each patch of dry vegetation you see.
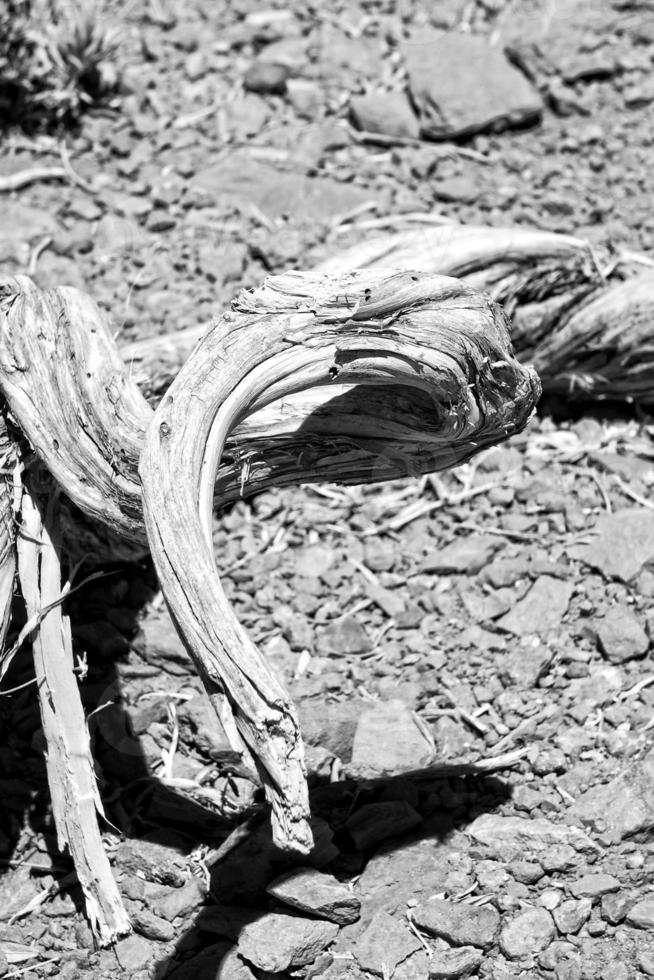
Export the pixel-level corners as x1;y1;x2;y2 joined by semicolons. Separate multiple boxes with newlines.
0;0;121;130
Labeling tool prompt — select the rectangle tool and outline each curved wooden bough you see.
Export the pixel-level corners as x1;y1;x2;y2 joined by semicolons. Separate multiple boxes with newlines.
0;269;539;941
121;222;654;405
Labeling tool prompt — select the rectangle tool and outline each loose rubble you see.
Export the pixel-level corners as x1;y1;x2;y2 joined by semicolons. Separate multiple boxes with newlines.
2;2;654;979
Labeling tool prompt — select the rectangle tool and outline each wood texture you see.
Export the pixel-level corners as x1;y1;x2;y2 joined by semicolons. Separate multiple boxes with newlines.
1;267;539;855
140;269;540;849
16;479;131;944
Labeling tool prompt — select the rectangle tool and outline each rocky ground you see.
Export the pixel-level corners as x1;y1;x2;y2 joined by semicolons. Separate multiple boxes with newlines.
2;0;654;978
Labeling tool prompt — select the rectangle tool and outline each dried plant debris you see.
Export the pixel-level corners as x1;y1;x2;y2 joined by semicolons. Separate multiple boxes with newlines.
0;0;121;130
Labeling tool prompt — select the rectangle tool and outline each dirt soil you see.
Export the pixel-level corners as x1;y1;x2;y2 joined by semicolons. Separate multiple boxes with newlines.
2;1;654;978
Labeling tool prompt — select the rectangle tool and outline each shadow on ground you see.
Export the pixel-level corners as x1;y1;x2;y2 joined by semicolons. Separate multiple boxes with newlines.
151;766;512;979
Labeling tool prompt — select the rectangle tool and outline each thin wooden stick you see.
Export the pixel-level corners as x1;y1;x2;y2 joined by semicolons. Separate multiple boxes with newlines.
16;476;131;945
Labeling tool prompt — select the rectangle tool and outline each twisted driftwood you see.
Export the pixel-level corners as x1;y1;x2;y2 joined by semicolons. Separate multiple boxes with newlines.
122;223;654;404
0;269;539;940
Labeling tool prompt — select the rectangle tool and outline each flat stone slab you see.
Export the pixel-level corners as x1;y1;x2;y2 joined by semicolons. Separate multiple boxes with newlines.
238;913;338;973
349;699;435;776
496;575;573;636
403;31;543;139
569;745;654;840
267;868;361;925
194;149;386;222
411;897;499;950
467;814;597;861
568;508;654;582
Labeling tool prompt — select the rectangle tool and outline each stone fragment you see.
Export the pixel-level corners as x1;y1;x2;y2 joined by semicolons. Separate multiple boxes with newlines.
411;897;499;949
349;699;435;776
393;950;431;979
552;898;591;934
178;694;234;760
244;59;290;94
297;700;360;761
428;945;483;979
316;616;372;656
403;31;542;139
466;814;596;861
312;24;382;87
537;940;582;976
366;581;406;618
352;911;421;977
194;150;386;222
601;891;632;924
568;508;654;582
114;833;191;886
459;587;512;623
132;611;190;672
364;537;396;572
272;604;314;651
350;90;419;139
286;78;324;118
216;947;258;979
433;176;478;204
114;934;157;973
420;535;501;575
238;913;338;972
131;909;175;942
626;896;654;929
499;644;551;687
294;544;336;578
625;79;654;109
569;745;654;839
569;874;620;900
499;907;555;959
267;868;361;925
596;606;649;663
347;800;422;850
358;836;473;914
508;861;544;885
496;576;573;635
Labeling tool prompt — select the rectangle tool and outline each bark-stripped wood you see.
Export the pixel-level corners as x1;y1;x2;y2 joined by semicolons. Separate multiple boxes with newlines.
139;269;540;849
16;479;131;944
0;266;539;918
120;224;597;400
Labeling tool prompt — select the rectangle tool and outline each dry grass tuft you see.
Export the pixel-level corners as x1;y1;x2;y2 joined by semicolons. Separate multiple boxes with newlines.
0;0;121;130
